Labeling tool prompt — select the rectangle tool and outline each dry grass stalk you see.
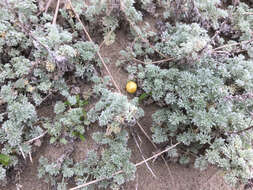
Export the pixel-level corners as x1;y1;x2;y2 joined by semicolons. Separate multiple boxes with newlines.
70;142;180;190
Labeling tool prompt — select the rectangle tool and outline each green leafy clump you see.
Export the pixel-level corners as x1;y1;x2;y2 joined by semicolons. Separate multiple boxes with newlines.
123;1;253;187
38;155;75;189
38;130;136;190
1;0;253;189
87;85;144;128
127;38;253;187
0;0;101;184
0;0;145;187
0;154;10;167
38;77;143;188
156;23;210;60
44;94;90;144
159;0;228;29
91;130;136;189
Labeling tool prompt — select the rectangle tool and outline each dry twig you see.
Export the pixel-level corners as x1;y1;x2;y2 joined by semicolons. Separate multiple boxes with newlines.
45;0;53;13
132;57;173;64
16;184;22;190
67;0;121;93
132;131;157;178
19;145;26;160
67;0;178;188
70;142;180;190
36;0;53;16
25;130;48;144
67;0;156;146
213;39;253;51
52;0;61;25
243;12;253;15
29;152;33;164
119;1;169;59
67;0;158;178
136;121;176;188
135;173;139;190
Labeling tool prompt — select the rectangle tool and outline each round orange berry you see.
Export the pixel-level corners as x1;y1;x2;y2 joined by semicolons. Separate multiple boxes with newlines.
126;81;137;94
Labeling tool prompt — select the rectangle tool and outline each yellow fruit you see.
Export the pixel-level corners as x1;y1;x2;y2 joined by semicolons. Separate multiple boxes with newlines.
126;81;137;94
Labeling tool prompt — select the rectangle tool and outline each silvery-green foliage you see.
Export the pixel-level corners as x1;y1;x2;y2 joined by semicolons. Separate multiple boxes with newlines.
38;156;74;188
77;0;142;41
38;130;135;189
0;84;17;102
89;75;144;128
2;0;252;188
74;41;98;62
81;0;105;22
33;23;72;49
27;125;44;140
193;0;228;29
75;63;96;80
81;0;142;23
2;120;23;147
223;55;253;90
205;136;253;185
72;151;98;190
83;81;143;188
57;181;67;190
228;3;253;40
160;0;227;29
129;54;253;185
87;86;144;128
7;95;36;123
0;0;102;180
11;57;32;77
121;0;143;22
155;23;210;60
92;130;136;188
124;3;253;184
54;101;67;115
44;97;87;143
71;41;99;79
0;166;6;180
120;22;210;64
0;95;37;149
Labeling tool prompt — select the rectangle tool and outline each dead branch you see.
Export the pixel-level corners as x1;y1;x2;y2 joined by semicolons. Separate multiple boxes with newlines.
132;131;157;178
25;131;48;144
243;12;253;15
67;0;121;93
18;145;26;160
213;39;253;51
52;0;61;25
67;1;177;187
132;57;174;64
69;142;180;190
29;152;33;164
137;121;176;188
119;1;169;59
45;0;53;13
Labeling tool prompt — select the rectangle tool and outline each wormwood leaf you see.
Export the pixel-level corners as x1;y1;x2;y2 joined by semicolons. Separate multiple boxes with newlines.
138;92;150;103
0;154;10;166
104;31;116;46
73;131;85;142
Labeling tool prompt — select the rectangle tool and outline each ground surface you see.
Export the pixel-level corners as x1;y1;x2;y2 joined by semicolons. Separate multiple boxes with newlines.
3;29;243;190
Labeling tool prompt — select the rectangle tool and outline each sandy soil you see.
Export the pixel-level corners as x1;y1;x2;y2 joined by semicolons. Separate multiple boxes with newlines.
3;29;244;190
